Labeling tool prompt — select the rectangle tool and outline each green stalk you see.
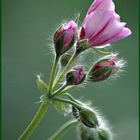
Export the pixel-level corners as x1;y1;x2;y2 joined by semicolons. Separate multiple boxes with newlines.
64;93;78;102
50;83;67;98
18;55;60;140
52;97;81;109
58;86;75;95
18;102;49;140
48;55;59;94
48;120;78;140
53;52;77;90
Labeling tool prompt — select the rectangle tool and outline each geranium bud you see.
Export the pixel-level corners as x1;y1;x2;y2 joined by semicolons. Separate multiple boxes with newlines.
88;55;122;82
98;128;111;140
79;124;99;140
66;66;86;85
54;21;77;56
79;107;99;128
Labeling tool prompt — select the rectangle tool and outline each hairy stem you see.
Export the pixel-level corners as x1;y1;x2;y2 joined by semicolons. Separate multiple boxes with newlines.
59;86;75;95
53;52;77;90
64;93;76;101
18;102;49;140
52;97;81;109
48;119;78;140
48;55;59;94
50;83;67;98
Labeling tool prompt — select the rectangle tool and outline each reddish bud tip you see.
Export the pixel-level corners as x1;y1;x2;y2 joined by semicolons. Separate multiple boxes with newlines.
66;65;86;85
54;21;77;56
88;55;122;82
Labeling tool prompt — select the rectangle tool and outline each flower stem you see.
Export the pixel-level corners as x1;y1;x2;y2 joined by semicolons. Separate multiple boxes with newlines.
18;101;49;140
64;93;79;103
48;55;59;94
18;55;59;140
52;97;81;109
53;52;77;90
48;119;78;140
50;83;67;98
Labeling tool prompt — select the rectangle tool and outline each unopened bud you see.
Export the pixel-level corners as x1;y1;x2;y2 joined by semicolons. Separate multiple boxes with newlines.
88;55;122;82
98;128;112;140
79;107;99;128
54;21;77;56
79;124;99;140
66;66;86;85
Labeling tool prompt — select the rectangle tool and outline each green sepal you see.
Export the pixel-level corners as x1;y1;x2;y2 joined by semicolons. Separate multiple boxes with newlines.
60;53;72;67
89;66;112;82
52;100;67;113
93;44;112;55
79;107;99;128
76;39;89;54
55;33;65;56
78;124;99;140
72;106;79;119
36;78;49;94
54;25;63;41
98;128;111;140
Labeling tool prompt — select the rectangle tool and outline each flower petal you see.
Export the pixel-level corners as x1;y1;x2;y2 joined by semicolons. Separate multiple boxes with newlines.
98;27;132;45
90;17;129;46
82;10;114;42
80;0;132;47
87;0;115;14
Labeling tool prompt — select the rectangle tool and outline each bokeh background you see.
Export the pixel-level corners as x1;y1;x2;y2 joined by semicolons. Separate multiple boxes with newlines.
2;0;138;140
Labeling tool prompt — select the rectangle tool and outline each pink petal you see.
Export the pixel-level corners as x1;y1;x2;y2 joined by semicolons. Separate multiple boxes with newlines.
91;17;127;45
80;0;132;47
87;0;115;14
82;10;114;41
98;27;132;45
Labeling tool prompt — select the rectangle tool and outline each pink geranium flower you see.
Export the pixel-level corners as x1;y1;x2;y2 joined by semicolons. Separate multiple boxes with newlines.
80;0;131;47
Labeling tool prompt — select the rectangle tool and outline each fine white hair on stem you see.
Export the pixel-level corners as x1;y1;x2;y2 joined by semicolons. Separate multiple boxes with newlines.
33;72;44;79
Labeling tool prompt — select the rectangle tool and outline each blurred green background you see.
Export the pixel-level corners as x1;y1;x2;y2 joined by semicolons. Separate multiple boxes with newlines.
2;0;138;140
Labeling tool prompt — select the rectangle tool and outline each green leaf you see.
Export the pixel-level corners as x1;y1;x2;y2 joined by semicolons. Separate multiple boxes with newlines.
52;100;67;113
36;77;49;94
